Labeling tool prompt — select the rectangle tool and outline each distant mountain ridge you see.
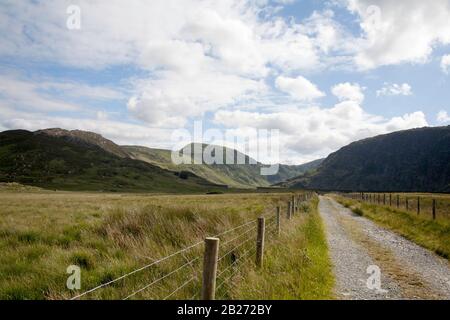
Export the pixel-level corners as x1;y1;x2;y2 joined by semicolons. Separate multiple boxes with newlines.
281;126;450;192
0;128;322;191
123;144;323;188
0;129;223;193
36;128;130;158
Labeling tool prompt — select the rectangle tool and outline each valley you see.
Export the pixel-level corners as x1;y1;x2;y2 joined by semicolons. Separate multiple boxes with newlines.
0;125;449;301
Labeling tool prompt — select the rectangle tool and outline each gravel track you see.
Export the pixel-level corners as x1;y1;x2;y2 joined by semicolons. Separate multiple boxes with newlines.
319;196;450;300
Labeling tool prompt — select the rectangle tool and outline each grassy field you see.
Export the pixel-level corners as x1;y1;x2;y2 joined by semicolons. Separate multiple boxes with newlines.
0;187;332;300
233;197;334;299
334;194;450;260
350;193;450;220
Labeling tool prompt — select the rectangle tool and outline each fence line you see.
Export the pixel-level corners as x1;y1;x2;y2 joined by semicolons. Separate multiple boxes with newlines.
70;239;204;300
213;219;257;238
219;225;257;248
163;276;196;300
339;192;446;221
215;247;256;293
218;234;255;262
122;256;200;300
71;217;258;300
69;192;314;300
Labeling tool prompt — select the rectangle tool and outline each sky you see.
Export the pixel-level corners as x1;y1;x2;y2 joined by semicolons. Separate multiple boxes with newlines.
0;0;450;164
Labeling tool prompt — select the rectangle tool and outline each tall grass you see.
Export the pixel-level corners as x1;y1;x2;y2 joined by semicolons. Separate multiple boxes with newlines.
0;191;332;300
335;196;450;260
231;197;334;300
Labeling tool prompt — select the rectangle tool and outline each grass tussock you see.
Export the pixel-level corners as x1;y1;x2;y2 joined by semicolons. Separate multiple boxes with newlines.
232;197;334;300
0;191;331;300
335;196;450;260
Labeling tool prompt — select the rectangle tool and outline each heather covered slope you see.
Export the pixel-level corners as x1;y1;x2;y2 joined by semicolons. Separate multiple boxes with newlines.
283;126;450;192
123;144;269;188
0;130;222;193
123;144;323;188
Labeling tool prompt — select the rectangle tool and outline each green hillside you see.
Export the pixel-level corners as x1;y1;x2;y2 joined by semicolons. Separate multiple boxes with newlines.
123;144;322;189
0;128;323;191
0;130;224;193
268;159;324;185
282;126;450;192
123;144;268;188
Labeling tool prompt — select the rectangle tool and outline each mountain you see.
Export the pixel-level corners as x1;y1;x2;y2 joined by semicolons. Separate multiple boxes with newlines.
282;126;450;192
123;144;322;188
267;159;324;185
123;144;267;188
0;129;224;193
36;128;130;158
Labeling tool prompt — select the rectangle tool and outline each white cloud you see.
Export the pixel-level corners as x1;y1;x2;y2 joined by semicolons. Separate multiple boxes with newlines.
275;76;325;101
0;1;353;126
0;1;442;164
437;110;450;123
0;108;176;150
348;0;450;69
0;73;124;114
0;0;343;155
127;71;266;128
0;74;82;112
384;111;427;132
214;103;428;163
376;83;412;97
441;55;450;74
272;0;297;4
331;82;364;103
261;22;320;72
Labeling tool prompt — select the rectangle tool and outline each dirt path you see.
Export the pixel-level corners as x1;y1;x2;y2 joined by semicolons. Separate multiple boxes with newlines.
319;196;450;300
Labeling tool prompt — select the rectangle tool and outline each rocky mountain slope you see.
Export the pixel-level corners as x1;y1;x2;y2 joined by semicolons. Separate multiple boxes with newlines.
282;126;450;192
0;129;223;193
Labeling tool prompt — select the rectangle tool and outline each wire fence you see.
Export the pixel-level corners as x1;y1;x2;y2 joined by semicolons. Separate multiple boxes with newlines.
339;192;450;221
69;192;314;300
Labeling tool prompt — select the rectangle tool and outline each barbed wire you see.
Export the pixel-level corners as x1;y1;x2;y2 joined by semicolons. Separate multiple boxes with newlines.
70;240;203;300
122;256;200;300
70;201;300;300
219;225;256;248
163;276;195;300
218;235;255;263
213;219;256;238
70;215;265;299
215;247;255;293
189;291;199;300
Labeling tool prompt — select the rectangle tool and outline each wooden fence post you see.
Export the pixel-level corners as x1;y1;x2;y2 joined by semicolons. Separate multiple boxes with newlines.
276;206;281;237
397;195;400;208
432;199;436;220
406;198;409;211
256;217;265;268
287;201;291;220
383;194;386;205
417;197;420;215
291;201;295;217
389;194;392;206
202;237;219;300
